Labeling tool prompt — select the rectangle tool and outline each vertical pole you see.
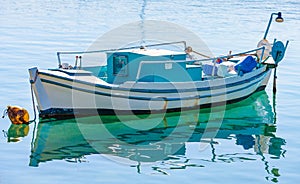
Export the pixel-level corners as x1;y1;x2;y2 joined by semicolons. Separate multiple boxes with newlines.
212;59;217;77
57;52;62;68
263;13;276;40
75;56;78;68
259;46;265;63
272;84;277;124
273;67;277;94
273;51;280;94
79;56;82;69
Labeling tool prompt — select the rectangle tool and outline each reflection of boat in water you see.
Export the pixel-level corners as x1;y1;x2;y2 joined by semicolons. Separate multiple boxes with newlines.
30;91;285;175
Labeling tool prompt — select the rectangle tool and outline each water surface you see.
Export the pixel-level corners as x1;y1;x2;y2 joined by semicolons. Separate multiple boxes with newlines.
1;0;300;183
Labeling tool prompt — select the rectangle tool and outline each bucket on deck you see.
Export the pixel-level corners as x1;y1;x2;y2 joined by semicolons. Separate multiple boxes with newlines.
234;56;257;73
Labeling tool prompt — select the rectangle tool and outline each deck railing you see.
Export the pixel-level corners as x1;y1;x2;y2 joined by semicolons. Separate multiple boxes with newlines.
56;41;187;68
57;41;268;81
135;46;266;81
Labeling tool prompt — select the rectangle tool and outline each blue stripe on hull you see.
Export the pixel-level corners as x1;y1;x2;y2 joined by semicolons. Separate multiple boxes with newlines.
40;71;267;101
38;68;268;93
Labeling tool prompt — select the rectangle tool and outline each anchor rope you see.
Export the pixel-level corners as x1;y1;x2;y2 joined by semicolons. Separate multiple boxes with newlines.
2;108;8;118
29;73;38;151
28;82;37;123
27;69;39;124
30;113;38;152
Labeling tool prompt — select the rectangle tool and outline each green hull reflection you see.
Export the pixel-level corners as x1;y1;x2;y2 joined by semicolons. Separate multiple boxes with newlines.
30;91;285;171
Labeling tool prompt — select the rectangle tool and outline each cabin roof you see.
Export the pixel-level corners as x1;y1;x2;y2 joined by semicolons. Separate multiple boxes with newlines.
107;48;185;56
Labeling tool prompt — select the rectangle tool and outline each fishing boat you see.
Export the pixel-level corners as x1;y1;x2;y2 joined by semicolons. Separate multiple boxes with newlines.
28;12;288;118
29;92;285;170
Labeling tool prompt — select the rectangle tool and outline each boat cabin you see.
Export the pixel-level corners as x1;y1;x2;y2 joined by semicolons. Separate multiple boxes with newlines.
106;48;202;84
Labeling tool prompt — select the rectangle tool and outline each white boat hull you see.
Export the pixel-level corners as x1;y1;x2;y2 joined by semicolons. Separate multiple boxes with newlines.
29;66;272;118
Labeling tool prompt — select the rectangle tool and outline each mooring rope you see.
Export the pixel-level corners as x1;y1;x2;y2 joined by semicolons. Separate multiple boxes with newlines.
2;108;8;119
28;83;37;123
29;76;38;151
30;116;38;152
27;69;39;124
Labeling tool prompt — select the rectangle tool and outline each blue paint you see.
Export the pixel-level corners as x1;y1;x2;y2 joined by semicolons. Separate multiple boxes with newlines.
81;66;107;79
271;41;286;63
38;69;267;93
106;50;188;83
202;64;218;76
40;72;264;101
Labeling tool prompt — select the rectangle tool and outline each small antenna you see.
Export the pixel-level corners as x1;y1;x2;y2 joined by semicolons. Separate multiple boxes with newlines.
139;0;147;45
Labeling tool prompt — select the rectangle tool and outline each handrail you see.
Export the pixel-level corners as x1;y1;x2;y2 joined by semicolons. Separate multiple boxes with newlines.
56;41;187;67
192;50;211;59
194;46;265;63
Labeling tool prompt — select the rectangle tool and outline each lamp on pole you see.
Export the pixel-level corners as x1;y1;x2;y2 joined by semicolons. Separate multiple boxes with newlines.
263;12;284;40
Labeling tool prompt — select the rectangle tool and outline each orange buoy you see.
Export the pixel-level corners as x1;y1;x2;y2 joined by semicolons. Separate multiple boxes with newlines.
2;106;30;124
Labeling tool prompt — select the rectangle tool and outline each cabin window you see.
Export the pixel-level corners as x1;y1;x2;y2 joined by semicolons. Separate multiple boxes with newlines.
113;55;128;76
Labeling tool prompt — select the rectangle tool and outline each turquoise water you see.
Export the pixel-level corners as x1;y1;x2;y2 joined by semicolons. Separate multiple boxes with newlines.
1;0;300;183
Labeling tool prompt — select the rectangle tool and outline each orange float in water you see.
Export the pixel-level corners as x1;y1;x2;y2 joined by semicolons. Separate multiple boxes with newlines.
2;106;30;124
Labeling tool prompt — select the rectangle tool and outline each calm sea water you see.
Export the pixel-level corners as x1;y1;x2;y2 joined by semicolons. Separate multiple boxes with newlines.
1;0;300;183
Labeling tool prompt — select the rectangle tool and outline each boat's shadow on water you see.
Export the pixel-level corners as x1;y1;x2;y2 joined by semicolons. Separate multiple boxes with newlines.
28;91;285;179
